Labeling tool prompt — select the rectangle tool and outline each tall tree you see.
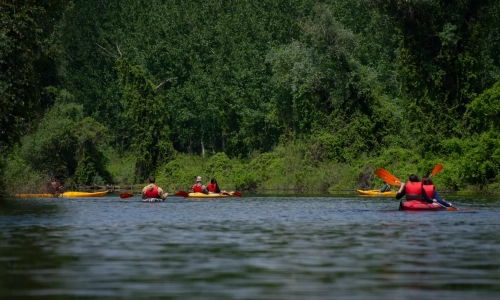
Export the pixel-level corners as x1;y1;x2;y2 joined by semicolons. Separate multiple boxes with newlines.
0;0;65;152
369;0;500;153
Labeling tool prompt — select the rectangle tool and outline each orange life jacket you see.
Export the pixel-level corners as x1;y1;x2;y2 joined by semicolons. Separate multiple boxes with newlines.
405;181;423;200
422;184;435;199
207;183;217;192
145;185;159;198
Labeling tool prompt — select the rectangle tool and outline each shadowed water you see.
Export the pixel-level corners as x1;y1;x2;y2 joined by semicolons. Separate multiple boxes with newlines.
1;195;500;299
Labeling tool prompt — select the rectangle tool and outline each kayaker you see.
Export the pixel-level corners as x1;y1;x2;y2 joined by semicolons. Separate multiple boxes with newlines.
380;181;391;192
395;174;435;203
141;176;168;200
46;181;64;195
207;178;221;193
421;177;453;207
192;176;209;194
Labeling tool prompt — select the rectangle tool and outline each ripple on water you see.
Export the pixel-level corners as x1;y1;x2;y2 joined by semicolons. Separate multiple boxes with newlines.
0;196;499;299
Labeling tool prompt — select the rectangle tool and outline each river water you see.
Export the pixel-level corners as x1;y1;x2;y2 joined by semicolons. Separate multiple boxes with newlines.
1;194;500;299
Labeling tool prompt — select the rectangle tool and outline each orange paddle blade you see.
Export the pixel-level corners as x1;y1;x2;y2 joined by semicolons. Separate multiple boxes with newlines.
119;192;134;199
376;168;402;186
431;163;443;177
232;191;242;197
174;191;189;197
221;192;231;196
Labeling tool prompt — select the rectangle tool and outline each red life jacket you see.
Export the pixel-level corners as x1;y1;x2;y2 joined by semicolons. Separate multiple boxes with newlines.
145;185;160;198
193;184;202;193
207;183;217;192
405;181;423;200
423;184;435;198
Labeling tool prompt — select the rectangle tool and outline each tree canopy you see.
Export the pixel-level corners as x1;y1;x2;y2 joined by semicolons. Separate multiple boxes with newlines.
1;0;499;192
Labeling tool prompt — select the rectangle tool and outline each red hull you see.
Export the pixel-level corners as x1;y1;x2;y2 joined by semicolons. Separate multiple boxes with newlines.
399;200;445;211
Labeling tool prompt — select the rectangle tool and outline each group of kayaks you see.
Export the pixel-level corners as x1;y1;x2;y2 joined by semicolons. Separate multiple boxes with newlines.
117;190;243;201
358;165;461;211
357;189;458;211
14;168;459;212
14;190;243;199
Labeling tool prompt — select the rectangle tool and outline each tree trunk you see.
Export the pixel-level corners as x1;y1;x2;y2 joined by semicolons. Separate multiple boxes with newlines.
201;138;205;158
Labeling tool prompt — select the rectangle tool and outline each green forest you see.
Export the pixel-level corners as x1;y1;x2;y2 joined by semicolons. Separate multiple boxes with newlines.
1;0;500;195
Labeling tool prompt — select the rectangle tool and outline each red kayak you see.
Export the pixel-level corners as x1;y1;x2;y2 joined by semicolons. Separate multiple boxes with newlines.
399;200;448;211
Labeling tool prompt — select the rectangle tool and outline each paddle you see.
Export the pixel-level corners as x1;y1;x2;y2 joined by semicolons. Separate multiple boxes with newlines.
375;168;402;186
174;190;189;197
430;163;443;177
232;191;242;197
119;192;134;199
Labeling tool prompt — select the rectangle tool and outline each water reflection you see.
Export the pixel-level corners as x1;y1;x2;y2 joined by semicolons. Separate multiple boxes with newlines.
0;196;499;299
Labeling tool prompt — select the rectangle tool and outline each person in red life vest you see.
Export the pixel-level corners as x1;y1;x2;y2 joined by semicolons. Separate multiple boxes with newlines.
192;176;209;194
207;178;221;193
421;177;453;207
395;174;435;203
141;175;168;200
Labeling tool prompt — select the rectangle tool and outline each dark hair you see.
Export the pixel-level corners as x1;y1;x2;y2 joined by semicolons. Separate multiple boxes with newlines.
408;174;420;182
421;177;433;185
210;178;217;184
149;176;155;183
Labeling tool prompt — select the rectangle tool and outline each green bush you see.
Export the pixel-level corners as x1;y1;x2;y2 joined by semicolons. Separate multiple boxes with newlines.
2;151;51;195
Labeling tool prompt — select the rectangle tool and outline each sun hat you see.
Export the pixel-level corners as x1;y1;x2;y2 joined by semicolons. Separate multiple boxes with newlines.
196;176;202;182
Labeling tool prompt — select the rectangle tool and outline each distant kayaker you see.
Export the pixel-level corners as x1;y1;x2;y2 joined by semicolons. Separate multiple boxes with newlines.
46;181;64;195
380;181;391;192
421;177;453;207
141;176;168;200
395;174;435;203
207;178;221;193
192;176;209;194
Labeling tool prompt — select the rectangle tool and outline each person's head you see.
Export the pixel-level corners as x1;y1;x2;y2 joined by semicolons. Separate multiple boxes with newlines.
210;178;217;184
421;177;433;185
149;176;156;184
196;176;202;183
408;174;420;182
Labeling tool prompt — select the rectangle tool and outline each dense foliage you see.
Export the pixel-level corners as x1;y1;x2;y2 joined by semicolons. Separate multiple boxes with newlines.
1;0;500;194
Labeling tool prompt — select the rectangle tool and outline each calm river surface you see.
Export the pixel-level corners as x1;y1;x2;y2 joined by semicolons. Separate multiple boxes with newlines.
1;194;500;299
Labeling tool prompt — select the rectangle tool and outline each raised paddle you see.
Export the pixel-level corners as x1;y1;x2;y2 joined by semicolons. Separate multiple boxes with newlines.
375;168;402;186
174;191;189;197
119;192;134;199
430;163;444;177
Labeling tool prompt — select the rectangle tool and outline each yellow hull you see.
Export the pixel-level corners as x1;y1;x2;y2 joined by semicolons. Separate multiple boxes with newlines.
357;189;397;196
15;193;58;198
60;191;108;198
186;192;236;198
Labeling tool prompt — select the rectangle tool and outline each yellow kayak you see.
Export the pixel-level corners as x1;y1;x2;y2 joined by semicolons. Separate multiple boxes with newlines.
175;191;242;198
357;189;397;196
15;193;59;198
60;191;108;198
